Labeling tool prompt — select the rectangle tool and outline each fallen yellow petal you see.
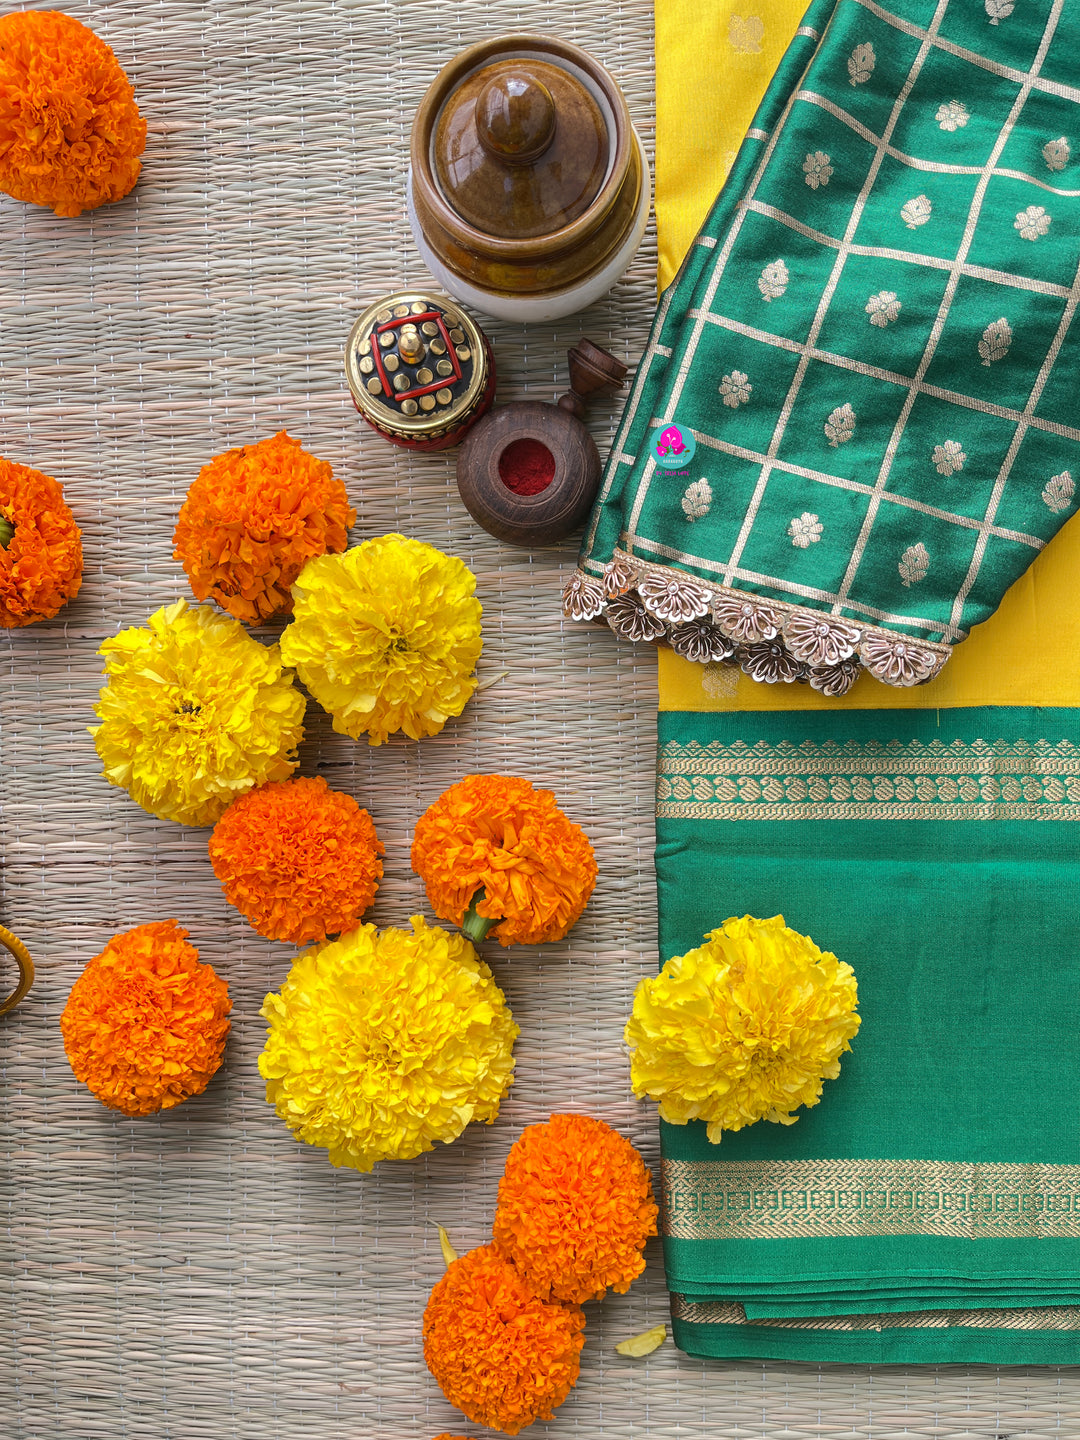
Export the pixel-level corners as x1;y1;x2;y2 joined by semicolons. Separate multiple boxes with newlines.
615;1324;667;1357
435;1224;458;1268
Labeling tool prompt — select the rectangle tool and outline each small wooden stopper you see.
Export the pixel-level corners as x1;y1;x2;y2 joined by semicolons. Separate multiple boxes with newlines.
557;338;628;418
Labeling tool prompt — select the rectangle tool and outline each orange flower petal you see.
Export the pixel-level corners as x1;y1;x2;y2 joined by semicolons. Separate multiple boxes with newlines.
0;12;146;217
423;1245;584;1435
492;1114;658;1304
0;455;82;627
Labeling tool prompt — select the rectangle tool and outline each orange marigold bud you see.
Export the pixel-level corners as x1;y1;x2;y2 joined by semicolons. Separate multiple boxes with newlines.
210;776;383;945
174;431;355;624
60;920;231;1117
0;11;146;217
0;455;82;627
411;774;597;947
423;1245;585;1435
493;1114;658;1304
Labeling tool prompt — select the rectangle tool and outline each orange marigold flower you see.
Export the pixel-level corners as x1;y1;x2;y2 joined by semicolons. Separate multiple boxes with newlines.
174;431;355;624
492;1114;658;1305
0;11;146;218
0;454;82;627
423;1245;585;1435
60;920;232;1118
411;775;597;947
209;775;384;945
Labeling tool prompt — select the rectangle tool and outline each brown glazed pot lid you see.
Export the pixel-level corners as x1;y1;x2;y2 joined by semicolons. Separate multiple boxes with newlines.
432;57;608;240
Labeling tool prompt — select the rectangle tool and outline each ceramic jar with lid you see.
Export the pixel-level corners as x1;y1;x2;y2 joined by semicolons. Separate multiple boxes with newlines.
408;34;651;322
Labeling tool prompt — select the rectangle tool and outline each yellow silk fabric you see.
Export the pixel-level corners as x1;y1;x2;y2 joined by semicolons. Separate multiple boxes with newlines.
654;0;1080;711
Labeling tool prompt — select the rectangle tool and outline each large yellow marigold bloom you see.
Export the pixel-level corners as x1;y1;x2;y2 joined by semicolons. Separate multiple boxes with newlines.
411;774;597;947
0;455;82;626
278;534;482;745
92;598;306;828
626;914;861;1143
492;1113;658;1304
258;916;518;1172
60;920;232;1117
0;11;146;217
209;775;383;945
173;431;355;624
423;1245;585;1435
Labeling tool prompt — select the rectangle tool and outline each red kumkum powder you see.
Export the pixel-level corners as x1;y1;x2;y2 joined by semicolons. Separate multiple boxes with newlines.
498;438;556;496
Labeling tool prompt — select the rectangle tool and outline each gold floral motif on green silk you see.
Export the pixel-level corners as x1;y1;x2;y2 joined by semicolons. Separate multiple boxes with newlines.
567;0;1080;695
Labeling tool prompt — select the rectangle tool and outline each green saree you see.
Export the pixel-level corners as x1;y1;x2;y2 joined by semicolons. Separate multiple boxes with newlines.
656;704;1080;1362
566;0;1080;695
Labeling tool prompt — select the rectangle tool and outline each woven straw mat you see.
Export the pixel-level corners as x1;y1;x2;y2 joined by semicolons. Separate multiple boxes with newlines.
2;2;1079;1437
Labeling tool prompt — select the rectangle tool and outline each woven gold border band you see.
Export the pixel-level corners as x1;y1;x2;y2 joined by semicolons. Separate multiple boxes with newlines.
670;1296;1080;1333
657;737;1080;820
662;1158;1080;1240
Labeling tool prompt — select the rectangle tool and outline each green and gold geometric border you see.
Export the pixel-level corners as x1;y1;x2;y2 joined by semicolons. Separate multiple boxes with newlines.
658;736;1080;819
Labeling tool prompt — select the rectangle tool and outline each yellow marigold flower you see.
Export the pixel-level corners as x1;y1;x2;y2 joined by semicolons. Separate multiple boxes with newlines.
625;914;860;1143
60;920;231;1117
91;598;306;828
258;916;518;1172
278;534;482;746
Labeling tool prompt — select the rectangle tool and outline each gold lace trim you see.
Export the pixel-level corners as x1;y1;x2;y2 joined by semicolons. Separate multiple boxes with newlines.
662;1158;1080;1241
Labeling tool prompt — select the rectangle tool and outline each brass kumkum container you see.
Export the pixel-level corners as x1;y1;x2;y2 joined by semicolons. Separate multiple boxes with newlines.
345;291;496;451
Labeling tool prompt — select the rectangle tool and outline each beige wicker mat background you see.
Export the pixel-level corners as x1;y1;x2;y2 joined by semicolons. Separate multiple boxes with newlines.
1;2;1078;1436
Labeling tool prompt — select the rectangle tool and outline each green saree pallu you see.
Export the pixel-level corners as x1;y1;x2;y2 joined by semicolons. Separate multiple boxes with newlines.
656;703;1080;1363
565;0;1080;695
571;0;1080;1362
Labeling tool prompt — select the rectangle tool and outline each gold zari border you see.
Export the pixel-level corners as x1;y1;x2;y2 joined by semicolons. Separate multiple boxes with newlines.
662;1158;1080;1241
670;1296;1080;1333
657;737;1080;820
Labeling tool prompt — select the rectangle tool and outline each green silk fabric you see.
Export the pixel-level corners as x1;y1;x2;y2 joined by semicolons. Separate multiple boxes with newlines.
656;705;1080;1362
580;0;1080;658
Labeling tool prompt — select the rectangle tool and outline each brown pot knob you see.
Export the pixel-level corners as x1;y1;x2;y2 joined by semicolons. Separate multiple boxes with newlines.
476;69;556;164
456;401;601;548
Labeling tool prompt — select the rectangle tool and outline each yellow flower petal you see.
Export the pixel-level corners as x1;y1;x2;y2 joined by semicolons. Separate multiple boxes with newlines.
92;598;305;827
435;1224;458;1269
615;1324;667;1357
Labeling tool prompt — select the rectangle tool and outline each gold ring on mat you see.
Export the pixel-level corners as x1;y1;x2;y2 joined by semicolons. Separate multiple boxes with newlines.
0;923;34;1016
